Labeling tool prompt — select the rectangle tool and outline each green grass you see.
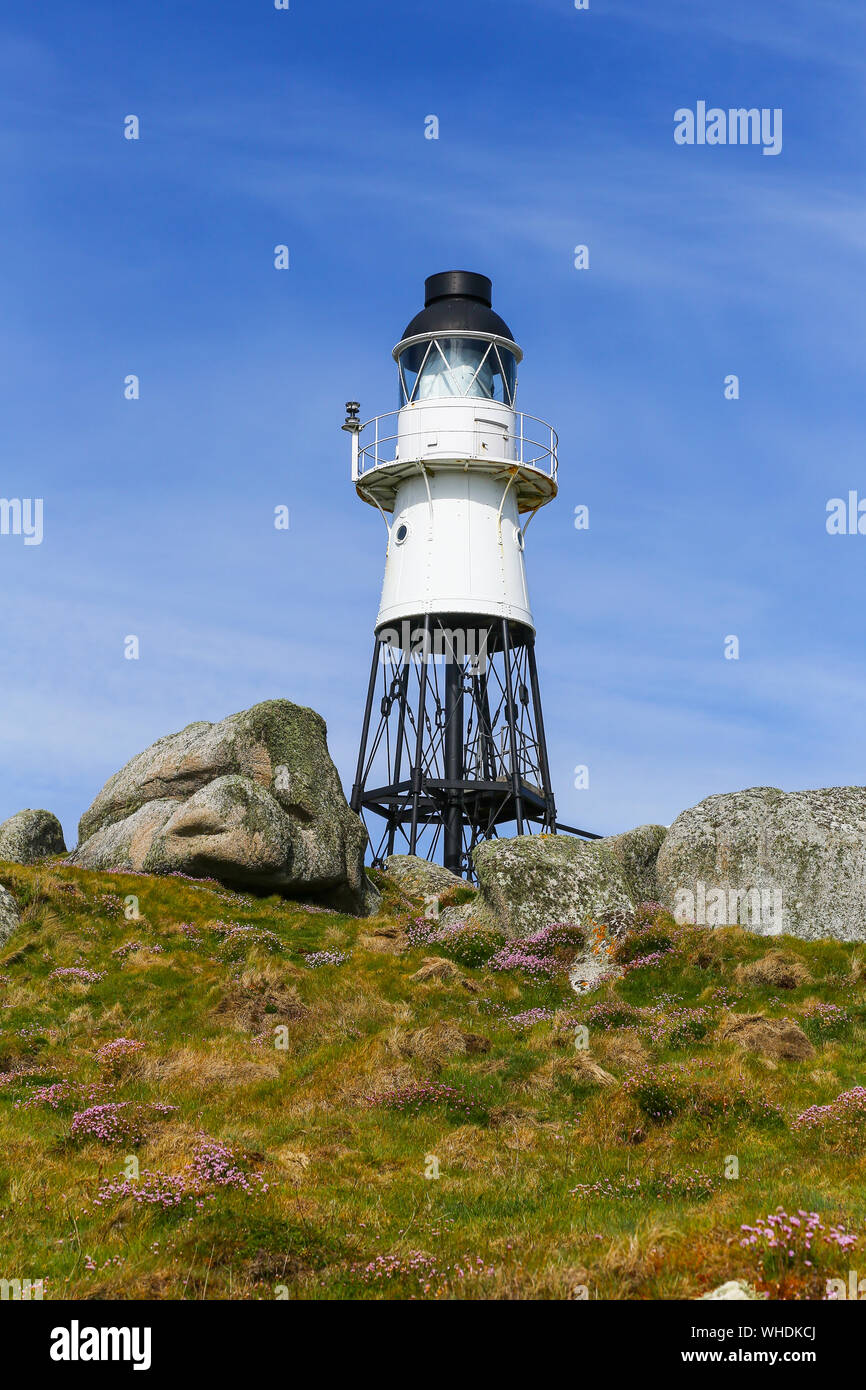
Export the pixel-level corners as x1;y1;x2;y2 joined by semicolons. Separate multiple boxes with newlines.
1;861;865;1300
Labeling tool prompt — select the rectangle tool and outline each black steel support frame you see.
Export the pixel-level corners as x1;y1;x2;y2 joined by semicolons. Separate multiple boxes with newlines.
350;614;593;877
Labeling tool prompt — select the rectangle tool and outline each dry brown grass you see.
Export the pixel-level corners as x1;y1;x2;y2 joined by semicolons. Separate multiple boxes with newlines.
356;923;408;954
214;968;308;1034
140;1045;281;1090
594;1028;649;1071
436;1123;508;1174
595;1220;677;1295
144;1119;214;1167
717;1012;815;1061
572;1084;647;1148
409;956;465;984
528;1052;617;1093
274;1147;311;1179
735;949;812;990
392;1020;490;1067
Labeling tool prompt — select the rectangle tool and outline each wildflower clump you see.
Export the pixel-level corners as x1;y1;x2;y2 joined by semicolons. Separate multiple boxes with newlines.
96;893;125;916
480;921;587;980
94;1136;269;1209
792;1086;866;1151
177;922;203;943
359;1250;439;1290
14;1080;114;1112
634;901;666;923
585;999;642;1030
111;942;141;961
405;917;505;967
573;1168;719;1202
366;1081;488;1123
217;925;282;959
657;1005;713;1049
800;1001;850;1041
620;948;675;975
96;1037;145;1077
70;1101;177;1146
487;944;560;979
305;950;350;969
15;1081;73;1111
354;1249;500;1298
48;967;105;985
613;921;675;967
502;1006;557;1031
739;1208;857;1284
526;922;586;953
623;1064;685;1123
187;1137;270;1194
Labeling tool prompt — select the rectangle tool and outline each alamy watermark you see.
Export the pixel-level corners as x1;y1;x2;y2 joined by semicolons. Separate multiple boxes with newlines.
674;103;782;157
673;881;783;932
0;497;43;546
1;1276;44;1300
827;1270;866;1300
50;1321;151;1370
826;492;866;535
378;620;490;671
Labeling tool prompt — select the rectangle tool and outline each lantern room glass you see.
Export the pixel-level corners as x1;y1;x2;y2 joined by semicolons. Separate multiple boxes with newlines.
398;337;517;407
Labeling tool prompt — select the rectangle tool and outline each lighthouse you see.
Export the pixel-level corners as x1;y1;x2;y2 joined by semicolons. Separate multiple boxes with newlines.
346;271;590;876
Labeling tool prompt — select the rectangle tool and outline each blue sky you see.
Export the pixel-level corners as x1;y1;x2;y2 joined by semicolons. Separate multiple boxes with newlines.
2;0;865;849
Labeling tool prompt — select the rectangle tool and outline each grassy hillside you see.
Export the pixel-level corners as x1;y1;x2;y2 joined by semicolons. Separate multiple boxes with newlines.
1;861;865;1300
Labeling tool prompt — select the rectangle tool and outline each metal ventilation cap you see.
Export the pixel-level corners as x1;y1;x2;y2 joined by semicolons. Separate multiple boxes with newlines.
424;271;492;307
399;271;516;345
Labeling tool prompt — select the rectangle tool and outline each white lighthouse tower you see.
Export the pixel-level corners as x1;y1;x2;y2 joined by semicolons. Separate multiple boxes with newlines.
346;271;593;875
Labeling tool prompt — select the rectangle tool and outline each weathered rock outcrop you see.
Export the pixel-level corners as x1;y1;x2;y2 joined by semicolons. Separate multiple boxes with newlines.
71;701;377;914
597;823;667;905
0;809;66;864
0;884;20;947
472;833;637;938
384;855;464;899
657;786;866;942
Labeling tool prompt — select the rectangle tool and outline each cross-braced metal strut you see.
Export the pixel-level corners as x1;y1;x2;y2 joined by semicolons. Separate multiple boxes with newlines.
350;614;597;877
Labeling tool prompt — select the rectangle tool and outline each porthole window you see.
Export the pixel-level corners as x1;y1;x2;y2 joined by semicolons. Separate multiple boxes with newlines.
394;522;409;545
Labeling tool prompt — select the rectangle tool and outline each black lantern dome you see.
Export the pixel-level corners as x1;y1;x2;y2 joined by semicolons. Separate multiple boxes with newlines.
399;271;516;343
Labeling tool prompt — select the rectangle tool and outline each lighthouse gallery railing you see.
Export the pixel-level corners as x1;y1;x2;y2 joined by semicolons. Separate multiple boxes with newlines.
353;410;559;484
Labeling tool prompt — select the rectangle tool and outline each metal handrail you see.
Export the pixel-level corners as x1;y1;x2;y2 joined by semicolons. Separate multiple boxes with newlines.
353;409;559;483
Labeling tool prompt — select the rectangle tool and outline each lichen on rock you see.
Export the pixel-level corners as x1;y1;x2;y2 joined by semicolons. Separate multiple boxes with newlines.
472;833;637;939
383;854;464;900
0;809;66;865
71;700;378;915
0;883;20;947
657;785;866;942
